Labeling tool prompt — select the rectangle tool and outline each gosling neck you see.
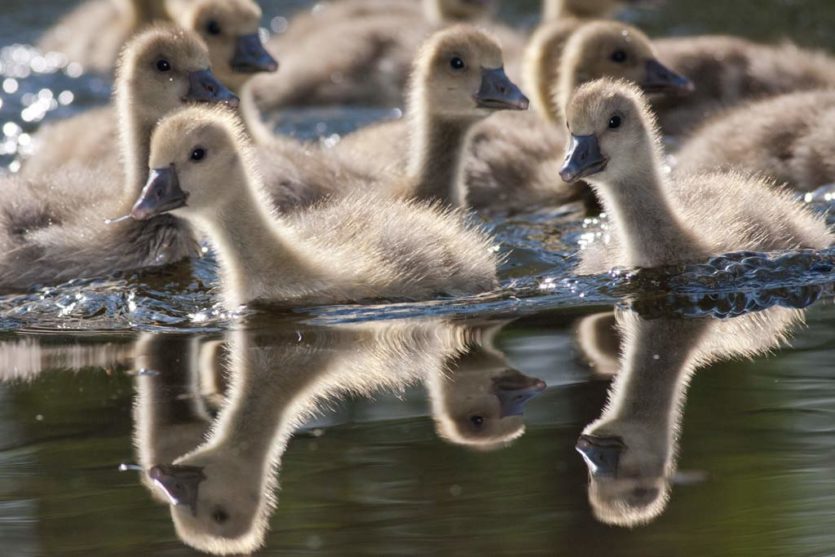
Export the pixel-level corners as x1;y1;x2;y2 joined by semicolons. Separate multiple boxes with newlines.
129;0;170;22
544;0;613;20
590;148;706;268
118;88;157;208
238;81;277;146
603;315;707;426
408;111;478;206
186;165;325;309
525;24;573;122
200;329;337;460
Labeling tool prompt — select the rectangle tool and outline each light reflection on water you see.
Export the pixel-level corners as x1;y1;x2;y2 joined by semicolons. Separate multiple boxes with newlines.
0;0;834;555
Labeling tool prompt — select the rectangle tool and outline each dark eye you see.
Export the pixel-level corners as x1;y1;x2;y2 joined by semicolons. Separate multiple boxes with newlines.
190;147;207;162
211;508;229;524
608;115;622;129
206;20;221;36
156;59;171;72
450;56;465;71
610;50;627;63
470;416;484;427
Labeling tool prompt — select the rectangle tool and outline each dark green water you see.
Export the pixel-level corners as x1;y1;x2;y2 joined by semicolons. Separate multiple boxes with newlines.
0;1;834;556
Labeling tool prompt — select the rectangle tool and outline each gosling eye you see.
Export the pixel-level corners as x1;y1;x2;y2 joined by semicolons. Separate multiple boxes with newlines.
470;415;484;428
610;50;627;63
190;147;207;162
211;507;229;524
449;56;466;71
206;20;222;36
156;59;171;72
608;115;622;129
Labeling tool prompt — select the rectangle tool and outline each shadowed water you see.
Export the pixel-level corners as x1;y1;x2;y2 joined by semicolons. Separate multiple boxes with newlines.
0;1;834;556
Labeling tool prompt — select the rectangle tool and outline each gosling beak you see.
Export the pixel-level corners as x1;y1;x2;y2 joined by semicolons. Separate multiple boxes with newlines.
560;134;607;182
576;434;625;477
149;464;206;516
130;165;188;221
642;58;693;95
474;67;529;111
185;69;240;108
231;33;278;74
492;370;547;418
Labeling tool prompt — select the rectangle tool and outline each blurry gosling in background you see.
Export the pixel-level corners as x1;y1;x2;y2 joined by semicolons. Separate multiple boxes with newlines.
675;90;835;193
0;27;237;291
559;79;833;274
130;107;499;308
651;35;835;137
252;0;520;109
336;26;529;206
38;0;172;73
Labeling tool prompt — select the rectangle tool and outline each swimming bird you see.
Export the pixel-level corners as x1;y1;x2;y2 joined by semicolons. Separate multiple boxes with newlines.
0;27;237;292
559;79;833;274
335;25;530;206
674;90;835;192
130;106;499;308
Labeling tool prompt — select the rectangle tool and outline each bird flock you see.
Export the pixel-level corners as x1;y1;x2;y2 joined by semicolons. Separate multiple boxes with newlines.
1;0;833;312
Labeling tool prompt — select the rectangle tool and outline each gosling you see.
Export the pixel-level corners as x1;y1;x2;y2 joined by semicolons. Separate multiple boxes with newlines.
130;106;499;309
559;79;833;274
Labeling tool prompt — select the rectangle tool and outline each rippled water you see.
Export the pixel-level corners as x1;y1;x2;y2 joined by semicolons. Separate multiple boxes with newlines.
1;1;835;556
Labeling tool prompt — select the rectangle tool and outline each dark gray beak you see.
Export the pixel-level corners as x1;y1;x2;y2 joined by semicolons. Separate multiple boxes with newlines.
560;134;607;182
493;370;546;418
576;434;625;477
231;33;278;74
149;464;206;516
185;69;240;107
642;58;693;94
130;165;188;221
474;67;529;111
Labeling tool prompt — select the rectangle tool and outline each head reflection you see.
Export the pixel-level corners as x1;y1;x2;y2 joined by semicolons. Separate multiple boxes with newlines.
576;286;821;527
131;317;544;554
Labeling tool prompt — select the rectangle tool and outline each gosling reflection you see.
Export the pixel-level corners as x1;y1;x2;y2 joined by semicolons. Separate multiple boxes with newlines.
133;318;544;555
132;333;226;503
430;323;546;450
577;298;811;528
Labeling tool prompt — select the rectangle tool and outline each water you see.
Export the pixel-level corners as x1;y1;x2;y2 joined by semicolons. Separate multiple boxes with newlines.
0;1;835;556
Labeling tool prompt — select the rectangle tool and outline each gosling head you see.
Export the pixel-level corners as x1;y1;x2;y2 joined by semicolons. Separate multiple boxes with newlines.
434;367;546;451
130;106;251;221
560;21;691;100
117;25;239;124
560;79;661;184
411;25;529;121
150;448;271;555
576;419;672;527
425;0;497;22
175;0;278;92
